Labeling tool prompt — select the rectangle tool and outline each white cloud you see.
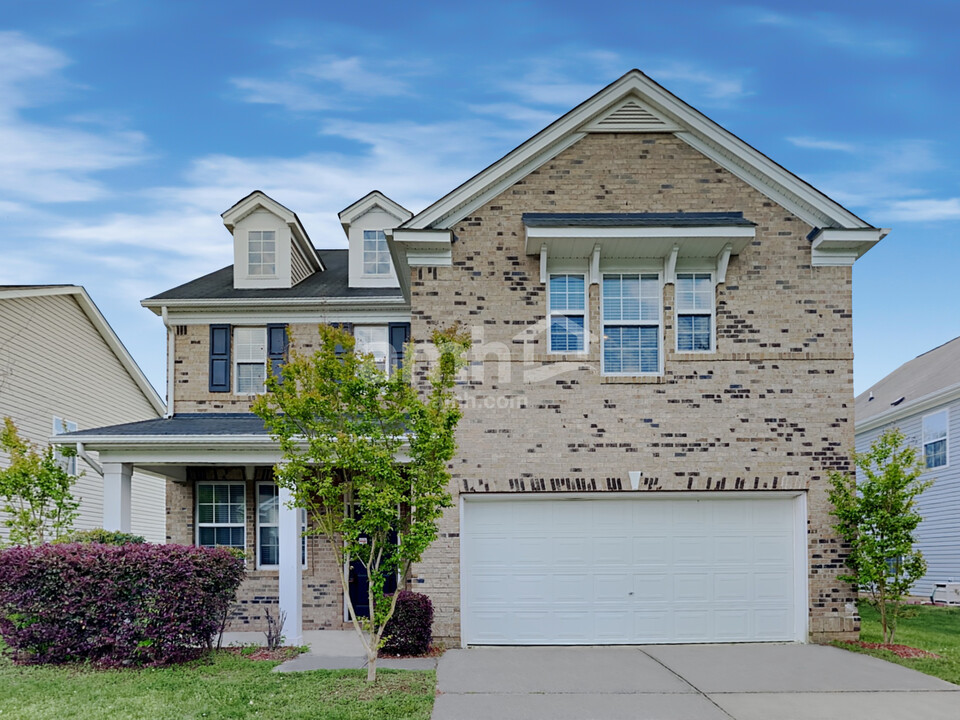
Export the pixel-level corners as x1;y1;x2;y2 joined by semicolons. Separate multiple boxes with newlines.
229;77;330;112
740;8;912;56
645;64;750;102
0;32;147;203
883;198;960;222
787;136;857;153
302;56;413;96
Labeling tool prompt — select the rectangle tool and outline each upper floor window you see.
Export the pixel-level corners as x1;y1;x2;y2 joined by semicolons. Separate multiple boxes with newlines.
235;327;267;394
52;416;78;475
548;273;586;353
248;230;276;276
362;230;391;276
196;482;245;551
602;273;661;375
923;410;948;469
354;325;390;375
675;272;714;352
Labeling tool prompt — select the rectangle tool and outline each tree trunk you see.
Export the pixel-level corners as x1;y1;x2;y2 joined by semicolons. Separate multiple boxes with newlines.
367;648;378;682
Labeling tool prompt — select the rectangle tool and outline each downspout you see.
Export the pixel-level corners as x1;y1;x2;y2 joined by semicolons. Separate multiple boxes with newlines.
161;305;174;418
76;442;103;477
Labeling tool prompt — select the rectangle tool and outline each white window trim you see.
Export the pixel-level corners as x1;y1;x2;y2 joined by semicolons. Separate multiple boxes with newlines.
234;326;267;395
361;230;391;278
674;271;716;354
195;480;247;553
547;271;589;355
255;481;307;571
354;324;391;376
52;416;78;475
922;408;949;469
247;230;278;278
600;271;663;376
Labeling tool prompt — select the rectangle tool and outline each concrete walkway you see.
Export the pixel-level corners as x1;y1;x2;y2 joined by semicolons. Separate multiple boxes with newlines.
219;630;437;671
432;644;960;720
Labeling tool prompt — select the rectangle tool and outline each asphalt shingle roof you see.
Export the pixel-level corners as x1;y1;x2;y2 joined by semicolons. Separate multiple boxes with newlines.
146;250;403;301
856;335;960;424
62;414;269;438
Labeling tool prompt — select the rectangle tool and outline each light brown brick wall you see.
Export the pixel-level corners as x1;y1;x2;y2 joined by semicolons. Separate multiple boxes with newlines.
407;133;858;643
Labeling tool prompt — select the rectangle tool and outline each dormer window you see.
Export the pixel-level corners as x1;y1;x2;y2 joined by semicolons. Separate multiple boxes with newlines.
248;230;276;276
363;230;391;276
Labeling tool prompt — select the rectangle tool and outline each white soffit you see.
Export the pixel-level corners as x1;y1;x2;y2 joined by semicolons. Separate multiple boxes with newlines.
524;226;754;259
402;70;875;234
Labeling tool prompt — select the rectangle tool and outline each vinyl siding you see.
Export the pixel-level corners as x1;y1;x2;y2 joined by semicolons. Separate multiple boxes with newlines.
855;401;960;595
0;293;164;542
291;241;312;285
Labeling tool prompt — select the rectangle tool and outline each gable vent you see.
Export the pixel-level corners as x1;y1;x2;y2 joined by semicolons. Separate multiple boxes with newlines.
583;98;680;133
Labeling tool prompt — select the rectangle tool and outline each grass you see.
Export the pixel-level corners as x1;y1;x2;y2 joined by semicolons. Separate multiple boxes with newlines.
834;602;960;685
0;649;435;720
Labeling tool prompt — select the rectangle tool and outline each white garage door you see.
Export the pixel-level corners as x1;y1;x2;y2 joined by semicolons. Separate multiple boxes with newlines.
461;494;805;645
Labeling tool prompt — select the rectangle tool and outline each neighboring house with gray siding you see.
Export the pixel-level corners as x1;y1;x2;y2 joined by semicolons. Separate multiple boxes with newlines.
855;336;960;596
0;286;166;542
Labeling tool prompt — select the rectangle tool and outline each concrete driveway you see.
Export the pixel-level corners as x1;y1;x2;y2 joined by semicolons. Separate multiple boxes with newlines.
433;644;960;720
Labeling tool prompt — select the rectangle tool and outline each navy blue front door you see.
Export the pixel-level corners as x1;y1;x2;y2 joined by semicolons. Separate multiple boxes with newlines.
348;530;399;618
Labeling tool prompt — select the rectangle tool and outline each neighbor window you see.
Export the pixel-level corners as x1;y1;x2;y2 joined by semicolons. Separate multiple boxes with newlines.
235;327;267;394
362;230;391;276
602;273;661;374
923;410;948;469
256;482;307;569
354;325;390;375
248;230;276;276
549;273;586;353
196;482;245;551
52;416;78;475
675;272;714;352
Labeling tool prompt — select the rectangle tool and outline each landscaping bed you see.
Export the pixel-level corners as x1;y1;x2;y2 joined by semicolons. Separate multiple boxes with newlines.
0;648;435;720
834;602;960;684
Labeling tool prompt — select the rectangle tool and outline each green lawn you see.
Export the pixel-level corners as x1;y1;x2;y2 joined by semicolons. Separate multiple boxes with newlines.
835;602;960;685
0;650;435;720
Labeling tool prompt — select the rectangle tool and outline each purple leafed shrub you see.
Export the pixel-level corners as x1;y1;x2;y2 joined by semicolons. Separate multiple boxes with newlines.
381;590;433;656
0;543;245;666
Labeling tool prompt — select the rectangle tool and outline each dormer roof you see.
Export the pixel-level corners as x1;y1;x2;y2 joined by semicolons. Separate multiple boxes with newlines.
222;190;324;273
338;191;412;237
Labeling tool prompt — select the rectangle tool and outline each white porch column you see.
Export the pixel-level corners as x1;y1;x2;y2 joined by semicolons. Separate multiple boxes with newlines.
102;462;133;532
278;485;303;645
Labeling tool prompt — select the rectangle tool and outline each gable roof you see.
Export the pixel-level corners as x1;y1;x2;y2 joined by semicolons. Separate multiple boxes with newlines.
402;69;875;233
0;285;165;415
856;335;960;432
338;191;412;236
222;190;324;273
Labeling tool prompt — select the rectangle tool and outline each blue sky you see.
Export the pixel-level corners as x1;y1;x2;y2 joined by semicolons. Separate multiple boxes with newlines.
2;1;958;398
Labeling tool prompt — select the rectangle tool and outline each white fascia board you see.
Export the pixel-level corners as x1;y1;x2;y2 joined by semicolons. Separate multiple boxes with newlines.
141;295;408;315
856;380;960;435
164;308;411;325
391;229;454;267
7;286;167;416
524;226;754;255
810;228;887;267
386;231;412;300
338;191;412;227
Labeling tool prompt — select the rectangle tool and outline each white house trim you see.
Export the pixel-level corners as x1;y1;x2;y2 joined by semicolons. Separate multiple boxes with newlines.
222;191;323;273
808;227;888;267
856;380;960;434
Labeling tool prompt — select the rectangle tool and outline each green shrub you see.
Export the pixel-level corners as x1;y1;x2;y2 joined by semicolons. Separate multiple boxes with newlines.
54;528;146;545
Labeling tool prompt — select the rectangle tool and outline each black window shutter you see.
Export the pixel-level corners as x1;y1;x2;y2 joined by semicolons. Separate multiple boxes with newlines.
267;323;288;381
209;324;231;392
330;322;354;357
388;322;411;371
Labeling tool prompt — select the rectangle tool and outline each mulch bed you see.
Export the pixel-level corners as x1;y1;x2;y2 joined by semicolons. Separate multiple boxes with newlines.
844;641;941;659
379;645;446;660
225;646;305;662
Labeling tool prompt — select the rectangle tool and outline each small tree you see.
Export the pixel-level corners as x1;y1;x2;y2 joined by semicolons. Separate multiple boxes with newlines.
828;429;931;643
0;418;79;546
253;324;468;681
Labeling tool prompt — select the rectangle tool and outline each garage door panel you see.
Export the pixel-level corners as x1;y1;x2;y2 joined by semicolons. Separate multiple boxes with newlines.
462;496;801;645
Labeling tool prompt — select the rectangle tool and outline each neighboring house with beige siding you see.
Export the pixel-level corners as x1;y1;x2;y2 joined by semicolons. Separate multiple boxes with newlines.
67;70;886;647
855;336;960;599
0;286;166;543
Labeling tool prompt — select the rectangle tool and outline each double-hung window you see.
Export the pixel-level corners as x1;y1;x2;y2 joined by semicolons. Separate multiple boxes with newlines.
248;230;276;276
256;482;307;569
923;410;948;469
52;416;78;475
362;230;391;276
235;327;267;394
354;325;390;375
197;482;245;551
675;272;714;352
602;273;661;375
548;273;586;353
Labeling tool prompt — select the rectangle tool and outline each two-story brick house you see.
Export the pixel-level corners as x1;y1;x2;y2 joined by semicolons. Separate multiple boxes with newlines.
65;70;885;646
